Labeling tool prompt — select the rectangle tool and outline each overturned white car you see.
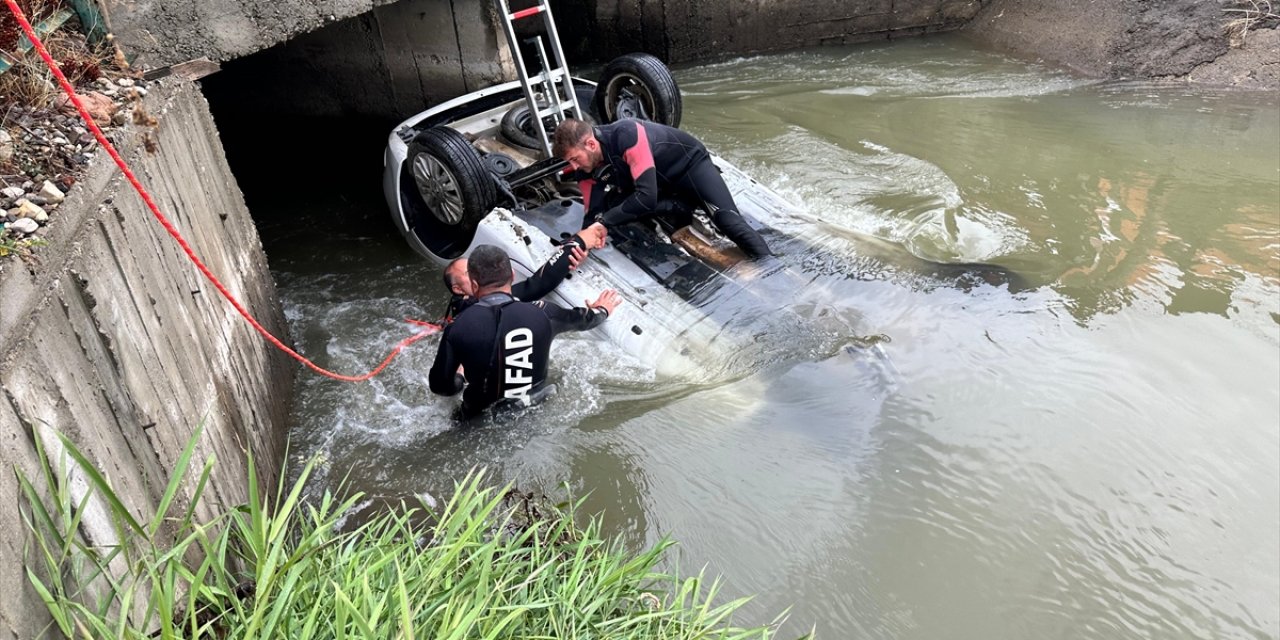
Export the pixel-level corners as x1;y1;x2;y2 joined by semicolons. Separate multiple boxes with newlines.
381;12;1023;380
381;49;831;377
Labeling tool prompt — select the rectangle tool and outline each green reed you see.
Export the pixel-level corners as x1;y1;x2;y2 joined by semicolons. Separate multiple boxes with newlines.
17;424;805;639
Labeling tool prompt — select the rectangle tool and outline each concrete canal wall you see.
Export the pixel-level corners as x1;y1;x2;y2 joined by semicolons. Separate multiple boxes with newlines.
557;0;986;63
0;81;294;639
104;0;988;122
102;0;516;119
199;0;515;122
99;0;399;69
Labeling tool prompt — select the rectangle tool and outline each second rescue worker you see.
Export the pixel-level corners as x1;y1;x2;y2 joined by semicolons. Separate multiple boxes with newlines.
552;117;774;259
428;244;622;417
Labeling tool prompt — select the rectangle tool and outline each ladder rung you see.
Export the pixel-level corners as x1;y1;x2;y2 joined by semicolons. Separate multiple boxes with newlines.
509;5;545;20
529;68;567;84
535;101;578;118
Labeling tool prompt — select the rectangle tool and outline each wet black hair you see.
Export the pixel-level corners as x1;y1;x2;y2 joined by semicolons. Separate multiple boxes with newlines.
466;245;513;289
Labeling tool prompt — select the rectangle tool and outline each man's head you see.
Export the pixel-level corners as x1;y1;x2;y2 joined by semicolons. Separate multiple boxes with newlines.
466;244;514;293
443;258;473;297
552;118;602;173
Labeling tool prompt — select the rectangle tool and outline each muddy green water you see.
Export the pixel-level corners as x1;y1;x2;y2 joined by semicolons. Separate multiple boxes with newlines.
267;36;1279;639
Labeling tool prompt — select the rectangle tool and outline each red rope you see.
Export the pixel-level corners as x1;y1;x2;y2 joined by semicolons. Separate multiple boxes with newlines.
3;0;437;382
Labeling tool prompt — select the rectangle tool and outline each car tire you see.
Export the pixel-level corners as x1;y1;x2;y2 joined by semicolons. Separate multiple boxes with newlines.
593;53;681;127
407;126;497;227
500;85;598;150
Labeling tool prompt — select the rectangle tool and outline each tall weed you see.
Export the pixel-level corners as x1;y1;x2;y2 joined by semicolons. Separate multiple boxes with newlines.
17;424;807;639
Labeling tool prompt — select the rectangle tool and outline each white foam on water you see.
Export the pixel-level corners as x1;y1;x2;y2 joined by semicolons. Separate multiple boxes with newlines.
719;127;1029;263
819;86;879;96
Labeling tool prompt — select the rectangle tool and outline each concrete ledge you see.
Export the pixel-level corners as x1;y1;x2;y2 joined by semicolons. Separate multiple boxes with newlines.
0;80;293;638
101;0;400;68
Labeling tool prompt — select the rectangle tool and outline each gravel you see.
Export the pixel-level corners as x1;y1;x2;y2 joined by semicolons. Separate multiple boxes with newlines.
2;74;151;252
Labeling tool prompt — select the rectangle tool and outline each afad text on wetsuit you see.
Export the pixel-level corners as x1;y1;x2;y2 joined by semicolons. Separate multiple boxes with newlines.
503;328;535;401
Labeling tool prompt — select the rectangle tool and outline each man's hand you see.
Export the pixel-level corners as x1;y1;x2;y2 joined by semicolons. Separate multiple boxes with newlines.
568;244;588;270
580;222;608;249
586;289;623;316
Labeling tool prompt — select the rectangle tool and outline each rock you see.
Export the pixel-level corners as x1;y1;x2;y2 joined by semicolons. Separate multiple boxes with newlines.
55;91;119;127
52;136;70;146
117;77;135;87
9;217;38;234
1;186;25;199
39;181;65;203
14;199;48;222
0;130;12;165
111;111;127;126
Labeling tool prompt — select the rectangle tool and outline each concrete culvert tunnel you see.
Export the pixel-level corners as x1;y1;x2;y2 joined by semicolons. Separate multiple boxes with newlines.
199;0;512;246
198;0;618;251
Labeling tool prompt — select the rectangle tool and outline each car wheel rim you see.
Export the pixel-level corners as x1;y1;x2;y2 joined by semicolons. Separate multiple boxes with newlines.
605;73;654;121
412;153;465;225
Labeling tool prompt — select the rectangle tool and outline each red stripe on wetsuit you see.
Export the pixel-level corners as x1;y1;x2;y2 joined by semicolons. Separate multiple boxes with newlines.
596;122;659;226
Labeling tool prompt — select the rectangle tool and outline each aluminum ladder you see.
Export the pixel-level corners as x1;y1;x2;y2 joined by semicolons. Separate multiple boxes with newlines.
493;0;584;156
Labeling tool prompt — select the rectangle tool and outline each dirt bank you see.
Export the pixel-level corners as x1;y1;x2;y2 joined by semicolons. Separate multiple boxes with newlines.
967;0;1279;90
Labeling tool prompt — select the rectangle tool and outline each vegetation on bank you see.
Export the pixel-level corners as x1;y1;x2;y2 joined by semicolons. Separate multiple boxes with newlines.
0;225;43;256
2;0;138;268
18;425;802;639
1225;0;1280;43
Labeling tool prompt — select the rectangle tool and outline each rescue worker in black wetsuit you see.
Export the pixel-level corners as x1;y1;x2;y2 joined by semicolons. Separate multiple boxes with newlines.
428;244;622;417
439;224;608;324
551;117;773;259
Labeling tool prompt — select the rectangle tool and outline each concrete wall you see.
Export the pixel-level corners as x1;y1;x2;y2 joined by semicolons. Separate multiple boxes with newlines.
554;0;989;63
374;0;514;114
201;0;513;121
100;0;398;68
0;81;294;638
102;0;987;74
121;0;988;122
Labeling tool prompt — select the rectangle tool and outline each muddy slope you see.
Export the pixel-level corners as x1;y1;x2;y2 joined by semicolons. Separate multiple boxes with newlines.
967;0;1278;89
